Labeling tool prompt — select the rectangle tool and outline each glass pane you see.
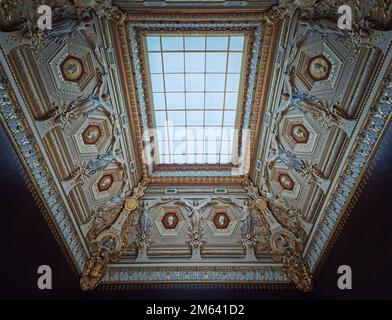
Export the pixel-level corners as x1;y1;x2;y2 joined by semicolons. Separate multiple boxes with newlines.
173;141;186;154
221;126;234;140
162;36;183;51
204;127;222;140
205;92;224;109
186;154;196;163
158;140;170;154
187;127;204;140
163;154;171;163
196;154;204;164
186;93;204;109
195;141;204;155
172;127;187;141
208;154;219;163
205;111;222;126
165;74;184;92
230;36;245;50
166;93;185;109
205;74;225;92
185;53;205;72
186;140;197;153
225;92;238;109
223;110;236;126
220;154;230;163
155;126;167;140
145;33;246;164
207;36;228;50
186;74;204;92
155;111;167;127
163;53;184;73
173;154;186;164
205;140;220;154
185;36;205;50
153;92;165;110
227;53;242;73
168;111;186;126
226;73;240;91
148;53;162;73
187;111;204;126
206;52;227;72
151;74;164;92
221;140;233;154
146;36;161;51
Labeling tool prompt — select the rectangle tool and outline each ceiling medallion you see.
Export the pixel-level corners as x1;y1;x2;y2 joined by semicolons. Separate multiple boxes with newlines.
307;54;331;81
278;173;295;190
162;212;179;229
290;124;310;144
97;174;113;192
255;198;267;211
124;198;138;212
60;55;85;82
212;212;230;229
82;125;102;145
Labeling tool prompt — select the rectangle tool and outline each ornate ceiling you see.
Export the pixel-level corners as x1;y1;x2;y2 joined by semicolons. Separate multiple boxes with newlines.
0;0;391;292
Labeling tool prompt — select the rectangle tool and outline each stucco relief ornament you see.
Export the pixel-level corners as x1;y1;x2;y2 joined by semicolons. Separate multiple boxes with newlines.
277;68;355;135
266;135;331;194
36;71;112;137
45;7;94;44
134;198;175;260
80;255;107;290
176;198;217;261
272;240;313;292
85;194;126;239
35;103;76;137
267;0;319;22
61;140;125;195
68;70;112;116
243;180;313;291
347;19;392;53
73;0;126;23
218;197;257;260
80;180;147;290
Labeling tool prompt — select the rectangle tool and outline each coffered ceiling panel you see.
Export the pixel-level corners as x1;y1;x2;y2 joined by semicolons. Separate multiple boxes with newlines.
0;0;391;292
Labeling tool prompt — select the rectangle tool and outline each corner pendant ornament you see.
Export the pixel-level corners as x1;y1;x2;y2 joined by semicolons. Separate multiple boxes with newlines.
243;179;314;292
80;180;147;290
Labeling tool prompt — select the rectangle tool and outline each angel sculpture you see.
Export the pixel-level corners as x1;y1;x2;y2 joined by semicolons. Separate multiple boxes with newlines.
277;67;321;115
86;139;125;174
45;7;93;43
277;67;354;134
298;16;348;38
68;71;112;117
175;198;218;233
266;134;306;173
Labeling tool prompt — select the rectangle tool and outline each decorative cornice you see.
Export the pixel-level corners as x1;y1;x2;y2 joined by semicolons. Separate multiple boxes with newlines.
304;66;392;272
0;67;88;272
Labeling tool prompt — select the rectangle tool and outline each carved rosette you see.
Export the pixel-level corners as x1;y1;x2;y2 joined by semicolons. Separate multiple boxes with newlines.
80;180;148;290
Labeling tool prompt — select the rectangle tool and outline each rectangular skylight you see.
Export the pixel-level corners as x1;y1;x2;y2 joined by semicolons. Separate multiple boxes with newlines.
145;34;246;164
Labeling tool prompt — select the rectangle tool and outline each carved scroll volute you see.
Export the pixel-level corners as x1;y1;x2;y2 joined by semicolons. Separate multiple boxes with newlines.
80;180;148;290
